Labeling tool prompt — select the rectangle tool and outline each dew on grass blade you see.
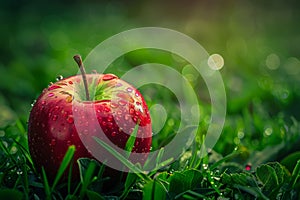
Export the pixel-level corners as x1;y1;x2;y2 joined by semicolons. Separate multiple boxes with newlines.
31;100;36;107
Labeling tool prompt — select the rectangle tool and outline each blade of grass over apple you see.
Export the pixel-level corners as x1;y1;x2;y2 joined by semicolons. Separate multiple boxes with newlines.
124;122;139;158
51;145;76;191
67;155;74;195
93;136;151;181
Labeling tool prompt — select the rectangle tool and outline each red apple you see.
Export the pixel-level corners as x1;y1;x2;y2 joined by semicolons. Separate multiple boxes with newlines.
28;55;152;183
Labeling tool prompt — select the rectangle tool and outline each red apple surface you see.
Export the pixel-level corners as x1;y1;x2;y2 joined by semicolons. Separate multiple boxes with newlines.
28;56;152;182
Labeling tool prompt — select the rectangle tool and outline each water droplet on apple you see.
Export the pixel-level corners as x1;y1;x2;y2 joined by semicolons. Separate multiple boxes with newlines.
116;82;123;87
112;131;117;137
56;75;63;81
102;74;118;81
107;122;113;128
104;107;110;112
118;100;127;106
67;115;74;124
125;114;130;121
50;139;56;146
52;115;58;121
129;108;135;115
110;102;118;108
48;85;62;91
127;87;133;93
48;93;54;97
83;130;89;135
107;116;113;122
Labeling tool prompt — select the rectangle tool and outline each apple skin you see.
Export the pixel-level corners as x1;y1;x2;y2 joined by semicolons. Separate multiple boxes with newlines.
28;73;152;182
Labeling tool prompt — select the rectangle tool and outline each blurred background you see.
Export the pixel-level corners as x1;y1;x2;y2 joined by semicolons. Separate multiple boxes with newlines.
1;0;300;163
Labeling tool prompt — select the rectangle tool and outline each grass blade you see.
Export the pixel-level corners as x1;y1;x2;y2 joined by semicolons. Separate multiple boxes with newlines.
93;136;151;181
124;122;139;157
210;150;241;171
79;160;97;199
51;145;76;191
41;167;51;200
291;160;300;188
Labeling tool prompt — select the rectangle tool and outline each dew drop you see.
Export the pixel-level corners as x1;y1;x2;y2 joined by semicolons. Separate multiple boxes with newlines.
202;164;208;170
52;115;58;121
50;139;56;146
112;131;116;137
129;108;135;115
125;114;130;121
67;115;74;124
31;100;36;107
104;107;110;112
107;116;113;122
83;130;89;135
56;75;64;81
102;74;118;81
48;85;61;91
107;122;113;128
127;87;133;93
110;102;119;108
118;100;127;106
41;101;46;105
116;82;123;87
16;169;23;175
48;93;54;97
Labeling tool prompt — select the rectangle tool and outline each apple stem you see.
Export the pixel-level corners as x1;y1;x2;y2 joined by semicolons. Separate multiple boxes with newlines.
73;55;90;101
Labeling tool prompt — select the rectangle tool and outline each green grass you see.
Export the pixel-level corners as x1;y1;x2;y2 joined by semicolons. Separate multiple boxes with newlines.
0;100;299;199
1;1;300;199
